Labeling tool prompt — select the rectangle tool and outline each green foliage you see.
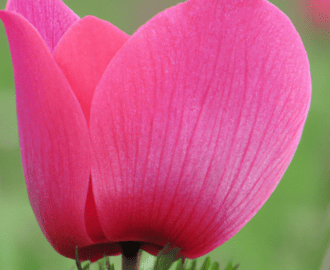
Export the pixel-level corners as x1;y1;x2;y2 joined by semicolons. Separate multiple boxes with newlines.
224;262;240;270
211;261;219;270
200;257;210;270
153;242;182;270
73;246;91;270
72;246;114;270
182;257;239;270
70;243;239;270
98;255;115;270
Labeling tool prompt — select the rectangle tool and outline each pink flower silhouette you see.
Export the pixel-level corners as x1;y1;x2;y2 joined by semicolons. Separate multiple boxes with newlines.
0;0;311;262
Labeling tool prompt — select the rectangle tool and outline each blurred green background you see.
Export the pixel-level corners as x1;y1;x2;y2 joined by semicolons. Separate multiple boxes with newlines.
0;0;329;269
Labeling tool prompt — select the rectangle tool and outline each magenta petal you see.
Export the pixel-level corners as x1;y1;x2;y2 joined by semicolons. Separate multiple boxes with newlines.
0;11;92;258
53;16;129;124
5;0;79;52
90;0;311;258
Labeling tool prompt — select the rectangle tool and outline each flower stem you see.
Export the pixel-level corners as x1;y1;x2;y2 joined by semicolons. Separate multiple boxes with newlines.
120;242;142;270
75;246;83;270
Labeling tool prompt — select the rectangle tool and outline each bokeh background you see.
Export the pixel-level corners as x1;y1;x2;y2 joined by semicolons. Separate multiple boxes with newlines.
0;0;329;269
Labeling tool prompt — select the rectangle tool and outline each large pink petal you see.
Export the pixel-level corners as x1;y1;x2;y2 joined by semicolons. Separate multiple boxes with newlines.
52;15;129;261
5;0;79;52
0;11;92;259
90;0;311;258
53;15;129;125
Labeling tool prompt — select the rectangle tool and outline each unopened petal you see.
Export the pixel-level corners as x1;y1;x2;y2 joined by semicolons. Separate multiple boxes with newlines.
5;0;79;52
90;0;311;258
53;16;129;124
0;11;92;259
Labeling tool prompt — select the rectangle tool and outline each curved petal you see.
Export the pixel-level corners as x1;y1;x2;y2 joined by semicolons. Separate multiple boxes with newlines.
5;0;79;52
90;0;311;259
53;15;129;124
0;11;92;259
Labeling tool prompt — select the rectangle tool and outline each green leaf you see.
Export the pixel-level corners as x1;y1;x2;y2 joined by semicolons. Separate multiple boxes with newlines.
96;255;114;270
189;260;197;270
200;257;211;270
211;262;220;270
82;262;91;270
98;259;105;270
153;242;182;270
70;243;239;270
175;258;185;270
73;245;91;270
224;262;239;270
233;264;240;269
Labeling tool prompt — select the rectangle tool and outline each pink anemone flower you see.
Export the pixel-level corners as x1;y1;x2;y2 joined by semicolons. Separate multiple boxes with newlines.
0;0;311;263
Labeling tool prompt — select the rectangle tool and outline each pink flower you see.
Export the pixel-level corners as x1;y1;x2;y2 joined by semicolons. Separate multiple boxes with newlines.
0;0;311;262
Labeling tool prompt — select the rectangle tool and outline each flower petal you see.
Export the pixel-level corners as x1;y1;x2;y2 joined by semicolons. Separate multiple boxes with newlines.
53;15;129;124
0;11;92;258
5;0;79;52
90;0;311;258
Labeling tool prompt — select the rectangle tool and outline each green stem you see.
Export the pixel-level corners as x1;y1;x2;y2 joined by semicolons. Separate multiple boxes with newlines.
121;242;142;270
